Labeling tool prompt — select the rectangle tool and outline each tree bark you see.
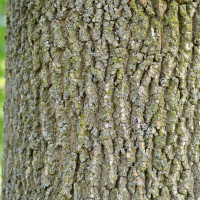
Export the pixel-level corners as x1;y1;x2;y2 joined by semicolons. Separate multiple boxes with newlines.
2;0;200;199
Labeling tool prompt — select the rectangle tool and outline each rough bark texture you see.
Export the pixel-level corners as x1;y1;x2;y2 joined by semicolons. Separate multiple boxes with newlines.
2;0;200;199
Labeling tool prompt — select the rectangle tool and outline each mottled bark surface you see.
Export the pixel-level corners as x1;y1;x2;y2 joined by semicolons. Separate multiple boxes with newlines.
2;0;200;199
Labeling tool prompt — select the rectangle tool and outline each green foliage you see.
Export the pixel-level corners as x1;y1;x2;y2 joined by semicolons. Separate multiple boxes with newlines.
0;0;5;15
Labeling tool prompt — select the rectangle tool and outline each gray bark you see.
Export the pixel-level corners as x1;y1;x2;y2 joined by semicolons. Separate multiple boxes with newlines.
2;0;200;199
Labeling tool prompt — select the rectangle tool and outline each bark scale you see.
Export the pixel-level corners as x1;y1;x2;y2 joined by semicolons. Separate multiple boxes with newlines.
2;0;200;199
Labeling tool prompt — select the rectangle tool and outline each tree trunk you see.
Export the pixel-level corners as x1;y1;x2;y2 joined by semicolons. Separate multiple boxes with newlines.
2;0;200;199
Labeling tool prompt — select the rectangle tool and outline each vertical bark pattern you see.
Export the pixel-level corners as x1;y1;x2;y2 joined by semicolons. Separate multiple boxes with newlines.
3;0;200;199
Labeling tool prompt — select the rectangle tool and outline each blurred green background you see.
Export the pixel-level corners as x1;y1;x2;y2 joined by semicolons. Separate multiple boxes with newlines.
0;0;5;194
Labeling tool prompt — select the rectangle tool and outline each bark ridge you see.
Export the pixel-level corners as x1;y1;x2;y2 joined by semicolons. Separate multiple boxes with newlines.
2;0;200;199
